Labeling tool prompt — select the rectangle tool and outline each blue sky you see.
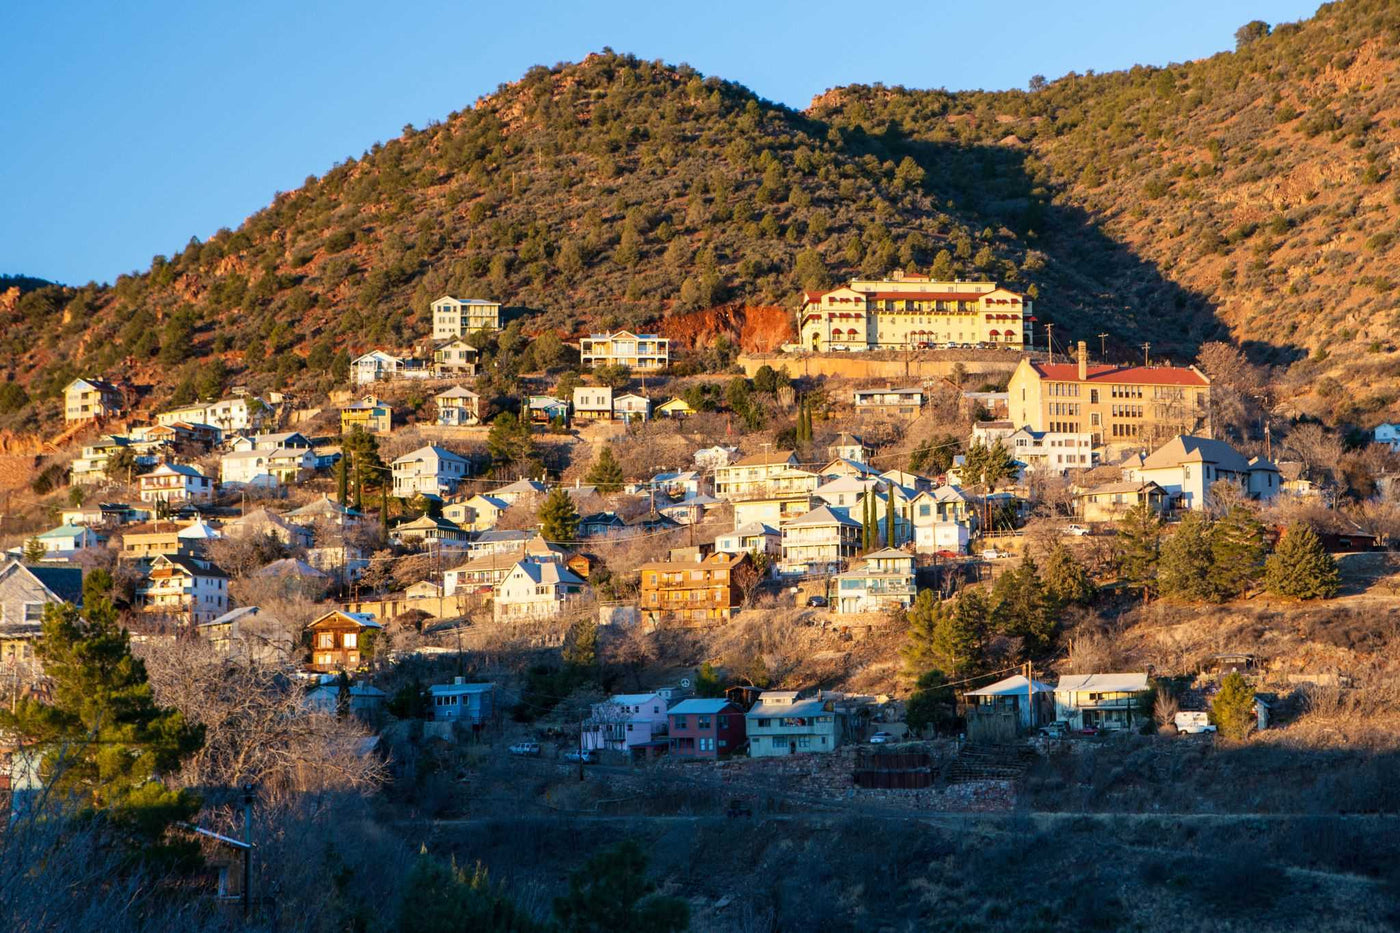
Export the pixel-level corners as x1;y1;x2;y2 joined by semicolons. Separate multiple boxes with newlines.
1;0;1321;286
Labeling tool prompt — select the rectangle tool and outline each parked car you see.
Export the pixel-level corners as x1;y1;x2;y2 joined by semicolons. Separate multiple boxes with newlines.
1174;711;1217;735
869;731;895;744
1037;721;1069;738
509;741;541;757
981;547;1010;560
1065;524;1091;536
562;749;596;763
806;595;828;608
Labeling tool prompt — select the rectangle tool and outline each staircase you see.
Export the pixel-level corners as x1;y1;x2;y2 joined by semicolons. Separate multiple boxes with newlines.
947;743;1039;783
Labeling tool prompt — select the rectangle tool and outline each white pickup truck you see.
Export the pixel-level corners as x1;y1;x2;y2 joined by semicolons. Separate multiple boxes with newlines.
1174;711;1217;735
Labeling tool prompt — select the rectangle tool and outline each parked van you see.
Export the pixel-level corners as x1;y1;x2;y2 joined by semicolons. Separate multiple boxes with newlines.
1174;711;1216;735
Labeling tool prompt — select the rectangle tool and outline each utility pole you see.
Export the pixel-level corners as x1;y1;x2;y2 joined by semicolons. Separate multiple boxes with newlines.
1024;661;1034;733
578;716;586;782
1045;324;1054;364
1141;343;1151;367
242;783;255;919
1097;333;1108;361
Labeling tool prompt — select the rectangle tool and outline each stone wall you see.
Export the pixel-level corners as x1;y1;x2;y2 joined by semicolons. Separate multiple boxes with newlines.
738;352;1023;382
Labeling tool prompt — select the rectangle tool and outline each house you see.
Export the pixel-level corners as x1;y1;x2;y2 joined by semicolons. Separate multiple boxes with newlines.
656;397;695;419
492;561;585;621
220;446;315;487
1007;342;1212;445
243;431;313;451
224;508;314;548
493;477;548;505
580;331;669;371
818;457;879;482
433;386;481;426
468;529;536;557
27;523;102;556
304;544;370;583
138;463;214;504
303;682;386;718
120;520;219;559
527;395;570;424
1053;673;1150;731
443;542;564;596
578;512;626;538
970;420;1017;447
694;445;738;471
444;494;509;532
798;272;1031;351
745;691;839;757
779;505;861;576
431;339;480;377
134;555;228;624
732;493;816;529
431;295;500;338
667;698;745;759
197;605;296;664
286;495;359;527
648;470;708;499
352;350;411;386
144;420;222;450
714;450;800;500
828;433;870;463
1074;480;1169;523
613;393;651;423
831;548;916;614
254;558;331;586
1375;423;1400;453
623;512;681;535
1126;435;1278;511
429;678;497;724
854;488;913;545
583;693;668;751
0;561;82;669
392;445;470;498
1000;427;1098;474
63;377;125;423
813;475;883;517
70;435;150;485
852;386;924;415
572;385;614;422
658;494;722;526
715;522;781;563
964;674;1054;735
639;552;753;624
392;513;468;546
156;397;264;434
910;487;977;550
306;610;381;672
339;396;394;435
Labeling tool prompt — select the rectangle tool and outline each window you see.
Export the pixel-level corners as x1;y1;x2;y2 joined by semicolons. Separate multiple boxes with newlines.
317;632;333;649
343;632;358;648
699;738;714;751
23;602;45;623
698;715;712;729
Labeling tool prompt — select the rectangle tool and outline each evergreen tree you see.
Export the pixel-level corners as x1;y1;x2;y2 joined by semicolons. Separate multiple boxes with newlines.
990;556;1056;654
381;484;391;535
81;567;113;606
538;488;580;543
1210;505;1267;600
22;537;46;563
1264;524;1340;599
885;487;896;547
899;590;951;680
930;597;983;677
694;661;725;698
1117;502;1163;599
0;601;204;869
1157;511;1216;601
1211;671;1257;740
486;411;538;472
561;615;598;670
905;669;958;735
552;840;690;933
585;445;625;494
1042;544;1096;607
336;452;349;506
399;852;542;933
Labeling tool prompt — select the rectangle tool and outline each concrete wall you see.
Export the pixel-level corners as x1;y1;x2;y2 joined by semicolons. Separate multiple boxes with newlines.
738;353;1022;383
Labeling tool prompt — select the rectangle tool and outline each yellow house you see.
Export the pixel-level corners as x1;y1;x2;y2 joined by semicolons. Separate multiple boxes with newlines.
656;397;695;419
340;396;394;435
580;331;669;370
798;271;1031;352
1007;342;1211;447
63;378;124;423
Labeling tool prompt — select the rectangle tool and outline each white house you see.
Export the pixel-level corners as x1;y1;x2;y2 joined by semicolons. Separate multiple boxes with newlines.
579;331;669;370
492;561;585;621
779;505;861;576
714;450;801;500
745;691;839;757
694;445;738;471
612;393;651;423
138;463;214;504
433;386;481;426
428;678;496;724
715;522;781;563
392;445;470;498
1000;427;1098;474
831;548;916;614
1053;673;1150;731
1375;423;1400;453
852;386;923;415
1127;435;1279;511
911;487;976;553
572;385;614;422
352;350;415;386
493;478;547;505
220;446;314;488
156;397;264;434
28;523;102;556
583;692;669;751
134;555;228;624
965;674;1054;732
431;296;500;339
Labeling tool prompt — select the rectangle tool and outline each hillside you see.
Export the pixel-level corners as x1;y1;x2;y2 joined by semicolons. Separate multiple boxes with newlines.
812;0;1400;424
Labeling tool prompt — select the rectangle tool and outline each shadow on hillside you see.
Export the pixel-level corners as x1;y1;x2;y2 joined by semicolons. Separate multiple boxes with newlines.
845;124;1242;364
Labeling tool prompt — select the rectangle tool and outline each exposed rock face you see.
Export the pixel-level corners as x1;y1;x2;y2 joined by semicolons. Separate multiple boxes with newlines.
659;304;794;353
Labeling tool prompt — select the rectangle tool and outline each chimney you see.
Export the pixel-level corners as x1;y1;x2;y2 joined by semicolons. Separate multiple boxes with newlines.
1076;341;1088;382
454;675;464;685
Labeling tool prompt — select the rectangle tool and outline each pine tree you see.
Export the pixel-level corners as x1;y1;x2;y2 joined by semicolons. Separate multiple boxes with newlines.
22;537;45;563
1211;671;1257;740
991;555;1056;654
929;598;982;677
561;614;598;670
899;590;951;680
1209;505;1267;600
553;840;689;933
538;488;580;543
1157;511;1216;601
1265;524;1340;599
1117;502;1163;599
0;601;204;869
585;445;625;494
1042;543;1096;606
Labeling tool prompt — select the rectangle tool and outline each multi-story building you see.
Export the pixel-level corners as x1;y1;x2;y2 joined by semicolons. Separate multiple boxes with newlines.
714;522;781;562
433;386;481;426
779;505;861;576
352;350;430;386
432;338;479;376
852;387;924;416
580;331;669;371
156;397;264;434
831;548;916;614
612;393;651;423
1007;342;1212;446
134;555;228;624
583;693;669;752
339;396;393;435
745;691;839;757
138;463;213;504
431;296;501;339
798;271;1032;352
63;378;124;423
572;385;614;422
70;435;154;485
1124;435;1279;511
307;610;381;672
638;552;752;625
220;446;315;488
492;561;585;621
392;444;470;498
999;427;1098;474
1053;673;1150;732
714;450;799;500
666;698;745;760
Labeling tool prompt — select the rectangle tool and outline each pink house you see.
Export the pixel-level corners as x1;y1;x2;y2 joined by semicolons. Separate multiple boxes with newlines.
583;693;669;752
667;698;746;759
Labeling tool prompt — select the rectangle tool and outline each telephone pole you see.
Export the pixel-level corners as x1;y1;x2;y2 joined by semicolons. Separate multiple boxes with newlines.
1141;343;1151;367
1096;333;1108;361
1045;324;1054;363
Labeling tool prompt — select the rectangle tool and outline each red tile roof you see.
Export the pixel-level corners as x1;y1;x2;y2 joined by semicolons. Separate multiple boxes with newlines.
1030;362;1209;387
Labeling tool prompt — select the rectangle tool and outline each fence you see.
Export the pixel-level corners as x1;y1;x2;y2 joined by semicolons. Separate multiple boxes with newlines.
852;751;935;789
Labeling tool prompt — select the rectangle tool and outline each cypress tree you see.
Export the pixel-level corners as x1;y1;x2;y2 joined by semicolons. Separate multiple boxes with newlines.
336;452;349;506
381;483;391;535
885;486;896;547
1265;524;1340;599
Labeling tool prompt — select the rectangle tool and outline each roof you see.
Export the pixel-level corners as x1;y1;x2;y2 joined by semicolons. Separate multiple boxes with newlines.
200;605;261;627
1055;673;1150;693
747;697;830;719
495;478;548;496
311;609;381;629
863;547;912;560
1;561;83;605
783;505;860;528
668;698;735;715
287;496;358;519
732;450;797;467
1028;361;1209;387
1140;436;1250;473
68;377;121;393
429;681;495;695
638;552;746;573
395;514;465;533
393;444;469;466
506;561;584;586
965;674;1053;697
728;522;779;537
462;494;509;511
854;387;922;398
154;555;229;579
254;558;330;579
608;692;662;705
146;463;206;479
36;523;93;540
176;520;221;539
474;529;533;544
435;295;498;306
1077;480;1163;497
